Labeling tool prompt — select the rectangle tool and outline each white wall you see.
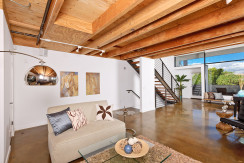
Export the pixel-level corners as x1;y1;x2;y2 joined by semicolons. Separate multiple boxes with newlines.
14;45;140;130
140;57;155;112
0;9;13;163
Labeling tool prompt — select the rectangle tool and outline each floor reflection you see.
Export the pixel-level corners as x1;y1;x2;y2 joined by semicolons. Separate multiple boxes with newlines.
114;99;244;163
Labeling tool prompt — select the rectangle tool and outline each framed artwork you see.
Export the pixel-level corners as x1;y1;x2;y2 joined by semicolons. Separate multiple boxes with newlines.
86;72;100;95
60;72;78;97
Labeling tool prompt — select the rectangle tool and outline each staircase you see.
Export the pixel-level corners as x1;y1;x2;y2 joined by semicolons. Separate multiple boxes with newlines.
128;59;180;106
192;85;202;96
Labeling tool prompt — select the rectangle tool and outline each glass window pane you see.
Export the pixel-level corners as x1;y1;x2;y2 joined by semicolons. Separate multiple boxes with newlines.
206;60;244;95
175;52;204;67
206;52;244;64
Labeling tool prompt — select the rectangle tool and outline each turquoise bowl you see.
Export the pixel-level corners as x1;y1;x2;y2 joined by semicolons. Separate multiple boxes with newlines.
237;90;244;97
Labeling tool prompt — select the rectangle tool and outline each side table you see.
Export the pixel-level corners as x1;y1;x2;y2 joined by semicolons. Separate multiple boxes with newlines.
233;95;244;117
216;111;234;132
116;108;136;137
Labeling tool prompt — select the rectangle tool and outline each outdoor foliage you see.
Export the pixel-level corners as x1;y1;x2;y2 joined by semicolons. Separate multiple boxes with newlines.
192;68;243;86
208;67;224;85
216;72;240;85
192;73;201;85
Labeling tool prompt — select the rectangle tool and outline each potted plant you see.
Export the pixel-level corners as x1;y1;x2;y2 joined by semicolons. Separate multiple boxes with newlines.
175;74;190;102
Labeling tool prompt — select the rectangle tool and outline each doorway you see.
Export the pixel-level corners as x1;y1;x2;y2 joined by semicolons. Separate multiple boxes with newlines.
192;72;202;99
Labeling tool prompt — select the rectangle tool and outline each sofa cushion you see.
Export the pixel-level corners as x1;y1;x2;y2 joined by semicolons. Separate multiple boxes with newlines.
49;119;125;148
213;93;224;100
48;119;125;162
47;107;72;136
47;100;108;134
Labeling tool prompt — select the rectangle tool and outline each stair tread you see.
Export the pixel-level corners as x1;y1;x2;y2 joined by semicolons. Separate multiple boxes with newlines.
131;61;140;64
135;66;140;69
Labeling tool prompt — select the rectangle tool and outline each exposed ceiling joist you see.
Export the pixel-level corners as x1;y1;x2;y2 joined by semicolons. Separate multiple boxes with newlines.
120;19;244;60
0;0;3;9
40;0;64;41
13;34;38;48
54;13;93;34
105;0;244;58
4;0;244;60
92;0;147;34
80;0;196;55
9;20;40;31
151;34;244;59
149;31;244;59
89;0;223;56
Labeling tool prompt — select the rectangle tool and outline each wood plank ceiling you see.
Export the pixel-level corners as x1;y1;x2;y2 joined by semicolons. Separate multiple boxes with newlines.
3;0;244;60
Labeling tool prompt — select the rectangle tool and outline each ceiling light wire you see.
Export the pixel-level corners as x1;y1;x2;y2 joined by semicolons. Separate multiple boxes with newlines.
40;38;105;54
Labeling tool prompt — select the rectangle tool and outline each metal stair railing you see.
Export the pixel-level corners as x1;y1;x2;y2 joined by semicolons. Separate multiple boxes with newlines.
126;90;140;99
155;59;180;102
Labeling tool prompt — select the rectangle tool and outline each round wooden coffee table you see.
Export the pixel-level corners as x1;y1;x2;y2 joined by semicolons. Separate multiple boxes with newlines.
216;111;234;132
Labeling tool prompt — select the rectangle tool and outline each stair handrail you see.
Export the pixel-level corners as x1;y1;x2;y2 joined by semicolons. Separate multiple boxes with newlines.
126;90;140;99
159;58;179;88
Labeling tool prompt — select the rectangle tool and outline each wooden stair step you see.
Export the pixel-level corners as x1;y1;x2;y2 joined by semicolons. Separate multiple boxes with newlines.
135;66;140;69
131;61;140;64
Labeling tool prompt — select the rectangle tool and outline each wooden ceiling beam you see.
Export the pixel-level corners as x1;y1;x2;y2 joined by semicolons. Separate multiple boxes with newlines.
105;0;244;58
0;0;3;9
94;0;222;55
40;0;64;44
120;19;244;60
151;34;244;59
12;35;39;48
92;0;147;34
81;0;195;55
149;31;244;59
9;20;40;31
54;13;93;34
67;0;155;53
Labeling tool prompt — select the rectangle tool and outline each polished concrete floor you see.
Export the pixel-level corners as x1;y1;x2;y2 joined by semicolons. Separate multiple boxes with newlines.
9;99;244;163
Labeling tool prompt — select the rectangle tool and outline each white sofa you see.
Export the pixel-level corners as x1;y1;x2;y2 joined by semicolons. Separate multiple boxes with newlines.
47;100;126;163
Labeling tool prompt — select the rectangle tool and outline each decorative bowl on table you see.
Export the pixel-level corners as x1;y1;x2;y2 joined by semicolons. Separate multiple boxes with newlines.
115;138;149;158
238;90;244;97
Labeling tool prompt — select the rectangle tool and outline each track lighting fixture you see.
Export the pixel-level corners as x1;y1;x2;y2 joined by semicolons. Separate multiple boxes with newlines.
76;46;82;53
226;0;232;4
100;50;105;56
40;38;105;55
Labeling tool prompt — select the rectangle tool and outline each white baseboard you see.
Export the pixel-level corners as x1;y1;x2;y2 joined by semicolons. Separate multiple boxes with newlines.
5;145;11;163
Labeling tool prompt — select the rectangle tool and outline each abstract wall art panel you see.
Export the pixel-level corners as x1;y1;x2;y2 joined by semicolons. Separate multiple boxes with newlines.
60;72;78;97
86;73;100;95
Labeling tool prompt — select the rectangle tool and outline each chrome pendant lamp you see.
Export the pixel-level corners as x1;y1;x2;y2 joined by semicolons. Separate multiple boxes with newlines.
0;50;58;86
25;63;58;86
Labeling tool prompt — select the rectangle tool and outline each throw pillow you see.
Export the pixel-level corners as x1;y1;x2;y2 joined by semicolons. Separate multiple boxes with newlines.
208;92;215;99
96;104;114;121
204;92;209;99
67;109;87;131
213;93;224;100
46;107;72;136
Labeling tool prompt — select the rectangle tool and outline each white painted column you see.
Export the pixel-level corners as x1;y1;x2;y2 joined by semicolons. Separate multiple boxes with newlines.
140;57;155;112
